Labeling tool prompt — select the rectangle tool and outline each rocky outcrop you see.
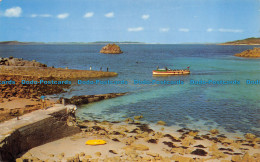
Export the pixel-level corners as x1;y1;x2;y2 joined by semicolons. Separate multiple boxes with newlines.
0;57;47;67
100;44;123;54
58;93;127;105
0;75;70;99
234;48;260;57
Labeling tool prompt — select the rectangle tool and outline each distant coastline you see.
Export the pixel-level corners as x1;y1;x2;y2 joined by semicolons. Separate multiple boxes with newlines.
219;37;260;45
1;37;260;45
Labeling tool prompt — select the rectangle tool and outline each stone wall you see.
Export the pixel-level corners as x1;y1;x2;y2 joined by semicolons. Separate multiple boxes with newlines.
0;109;81;162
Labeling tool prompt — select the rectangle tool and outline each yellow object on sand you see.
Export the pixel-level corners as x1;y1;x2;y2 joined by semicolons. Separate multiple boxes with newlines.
85;139;106;145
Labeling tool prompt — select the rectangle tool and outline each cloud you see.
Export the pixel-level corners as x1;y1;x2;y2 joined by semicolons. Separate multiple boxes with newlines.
41;14;52;17
142;14;150;20
84;12;94;18
57;13;69;19
159;28;170;32
4;6;22;17
207;28;213;32
128;27;144;32
218;28;243;33
31;14;37;18
105;12;114;18
31;14;52;18
179;28;190;32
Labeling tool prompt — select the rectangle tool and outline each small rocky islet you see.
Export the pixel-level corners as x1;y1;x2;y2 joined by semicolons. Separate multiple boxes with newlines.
100;44;123;54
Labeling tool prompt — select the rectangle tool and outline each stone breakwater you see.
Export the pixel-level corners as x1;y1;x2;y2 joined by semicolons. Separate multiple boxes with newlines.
234;48;260;58
58;93;127;105
0;66;118;79
17;119;260;162
0;105;80;162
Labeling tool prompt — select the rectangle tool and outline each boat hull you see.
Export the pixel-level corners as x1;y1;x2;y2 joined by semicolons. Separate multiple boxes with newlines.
152;70;190;75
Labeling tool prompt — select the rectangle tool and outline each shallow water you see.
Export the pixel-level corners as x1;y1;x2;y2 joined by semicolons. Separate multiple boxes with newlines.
1;44;259;135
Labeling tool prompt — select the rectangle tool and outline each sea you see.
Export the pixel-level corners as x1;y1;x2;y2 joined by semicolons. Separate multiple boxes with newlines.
0;44;260;136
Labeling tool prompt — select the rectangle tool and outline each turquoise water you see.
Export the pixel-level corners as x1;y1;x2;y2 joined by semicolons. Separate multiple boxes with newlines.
0;44;259;135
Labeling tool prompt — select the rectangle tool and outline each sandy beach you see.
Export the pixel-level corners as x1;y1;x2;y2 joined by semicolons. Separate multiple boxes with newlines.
17;120;260;162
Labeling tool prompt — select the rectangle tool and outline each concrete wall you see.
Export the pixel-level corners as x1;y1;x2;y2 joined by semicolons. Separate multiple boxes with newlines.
0;109;81;162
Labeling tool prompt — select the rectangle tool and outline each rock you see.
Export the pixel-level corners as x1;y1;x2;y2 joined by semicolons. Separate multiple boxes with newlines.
134;115;143;120
163;141;176;148
211;150;227;159
66;157;74;162
194;144;207;148
182;137;195;147
241;152;253;161
135;132;149;138
164;134;181;142
235;48;260;57
210;129;219;134
79;152;85;157
191;149;208;156
16;158;23;162
244;133;256;140
147;138;157;144
109;150;118;154
125;118;134;123
231;155;242;162
84;155;92;159
157;120;166;125
95;152;101;157
209;143;218;152
188;131;198;136
57;153;65;159
122;137;135;145
131;144;149;151
49;154;55;157
100;43;123;54
171;155;195;162
146;152;159;157
142;157;152;161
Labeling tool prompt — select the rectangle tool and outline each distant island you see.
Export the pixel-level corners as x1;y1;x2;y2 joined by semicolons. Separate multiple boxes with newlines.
220;37;260;45
0;41;144;45
234;48;260;58
0;41;30;45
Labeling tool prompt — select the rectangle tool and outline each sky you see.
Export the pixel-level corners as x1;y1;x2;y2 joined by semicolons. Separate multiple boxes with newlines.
0;0;259;43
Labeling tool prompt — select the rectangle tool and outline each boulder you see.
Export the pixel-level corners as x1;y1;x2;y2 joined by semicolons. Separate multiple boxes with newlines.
157;120;166;125
100;43;123;54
